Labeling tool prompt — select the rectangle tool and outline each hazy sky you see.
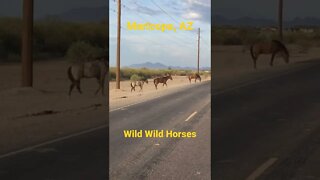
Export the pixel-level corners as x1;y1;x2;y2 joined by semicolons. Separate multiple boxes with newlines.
0;0;106;18
213;0;320;20
109;0;211;68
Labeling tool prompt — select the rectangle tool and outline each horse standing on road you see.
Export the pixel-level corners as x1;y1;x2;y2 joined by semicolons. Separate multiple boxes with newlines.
67;55;108;96
250;40;289;69
154;74;173;90
188;73;201;83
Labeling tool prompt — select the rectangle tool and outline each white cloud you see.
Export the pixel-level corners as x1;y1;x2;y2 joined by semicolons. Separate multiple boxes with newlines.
183;12;202;20
178;0;211;23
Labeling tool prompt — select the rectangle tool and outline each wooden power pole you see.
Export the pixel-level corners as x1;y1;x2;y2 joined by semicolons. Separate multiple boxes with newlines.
116;0;121;89
22;0;33;87
197;28;200;74
278;0;283;41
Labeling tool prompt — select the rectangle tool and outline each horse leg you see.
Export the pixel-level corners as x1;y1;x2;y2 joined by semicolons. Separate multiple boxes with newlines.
69;82;75;96
76;81;82;94
155;83;158;90
253;53;259;69
253;57;257;69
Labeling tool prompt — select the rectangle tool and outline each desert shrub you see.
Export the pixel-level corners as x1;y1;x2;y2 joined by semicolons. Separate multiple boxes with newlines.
66;41;104;62
0;17;107;62
130;74;143;81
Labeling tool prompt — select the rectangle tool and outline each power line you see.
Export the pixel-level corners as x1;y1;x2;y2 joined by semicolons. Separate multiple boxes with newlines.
147;0;200;41
121;1;195;46
150;0;180;24
133;2;196;43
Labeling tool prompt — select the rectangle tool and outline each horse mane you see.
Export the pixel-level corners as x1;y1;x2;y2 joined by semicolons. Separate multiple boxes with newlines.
272;40;289;57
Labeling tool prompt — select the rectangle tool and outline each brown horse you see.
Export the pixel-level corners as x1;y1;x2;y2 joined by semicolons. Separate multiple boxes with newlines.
154;74;173;89
131;79;148;92
188;73;201;83
67;55;108;96
250;40;289;69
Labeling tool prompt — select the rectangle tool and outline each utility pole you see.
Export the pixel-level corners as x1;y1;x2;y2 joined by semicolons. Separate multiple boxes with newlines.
22;0;33;87
278;0;283;41
116;0;121;89
197;28;200;74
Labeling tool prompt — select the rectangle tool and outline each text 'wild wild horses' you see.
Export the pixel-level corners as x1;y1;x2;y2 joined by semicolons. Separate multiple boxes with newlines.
250;40;289;69
154;74;173;90
68;55;108;96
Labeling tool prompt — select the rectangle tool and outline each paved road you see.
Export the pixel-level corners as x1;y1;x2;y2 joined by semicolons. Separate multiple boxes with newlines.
0;127;108;180
0;81;210;180
213;60;320;180
110;81;211;179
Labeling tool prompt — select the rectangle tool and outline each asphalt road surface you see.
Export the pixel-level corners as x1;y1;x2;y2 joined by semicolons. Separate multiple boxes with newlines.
0;126;108;180
213;60;320;180
0;81;210;180
109;81;211;179
5;58;320;180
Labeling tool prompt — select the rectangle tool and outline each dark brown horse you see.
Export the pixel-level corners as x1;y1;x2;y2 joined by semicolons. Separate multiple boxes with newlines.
154;74;173;90
131;79;148;92
250;40;289;69
188;73;201;83
67;55;108;96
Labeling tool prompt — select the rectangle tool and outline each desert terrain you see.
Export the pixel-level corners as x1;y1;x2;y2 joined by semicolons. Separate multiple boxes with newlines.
213;45;320;90
0;59;210;154
0;44;317;156
109;75;210;110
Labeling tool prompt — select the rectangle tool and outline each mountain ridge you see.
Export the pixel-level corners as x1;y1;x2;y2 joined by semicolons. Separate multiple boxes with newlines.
126;62;210;71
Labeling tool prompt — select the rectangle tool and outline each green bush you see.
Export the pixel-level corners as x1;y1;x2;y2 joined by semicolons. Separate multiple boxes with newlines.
130;74;142;81
0;17;107;62
66;41;104;62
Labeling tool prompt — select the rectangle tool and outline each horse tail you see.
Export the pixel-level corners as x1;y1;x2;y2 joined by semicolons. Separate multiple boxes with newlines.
67;66;75;82
250;44;256;60
272;40;289;57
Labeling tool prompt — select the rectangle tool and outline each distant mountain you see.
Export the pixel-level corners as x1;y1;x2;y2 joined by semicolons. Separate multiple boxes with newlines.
129;62;168;69
127;62;210;71
213;15;320;27
43;6;107;22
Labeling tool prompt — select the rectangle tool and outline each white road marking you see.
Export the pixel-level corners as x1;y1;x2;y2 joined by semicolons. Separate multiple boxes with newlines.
246;158;278;180
185;111;198;122
0;125;107;160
